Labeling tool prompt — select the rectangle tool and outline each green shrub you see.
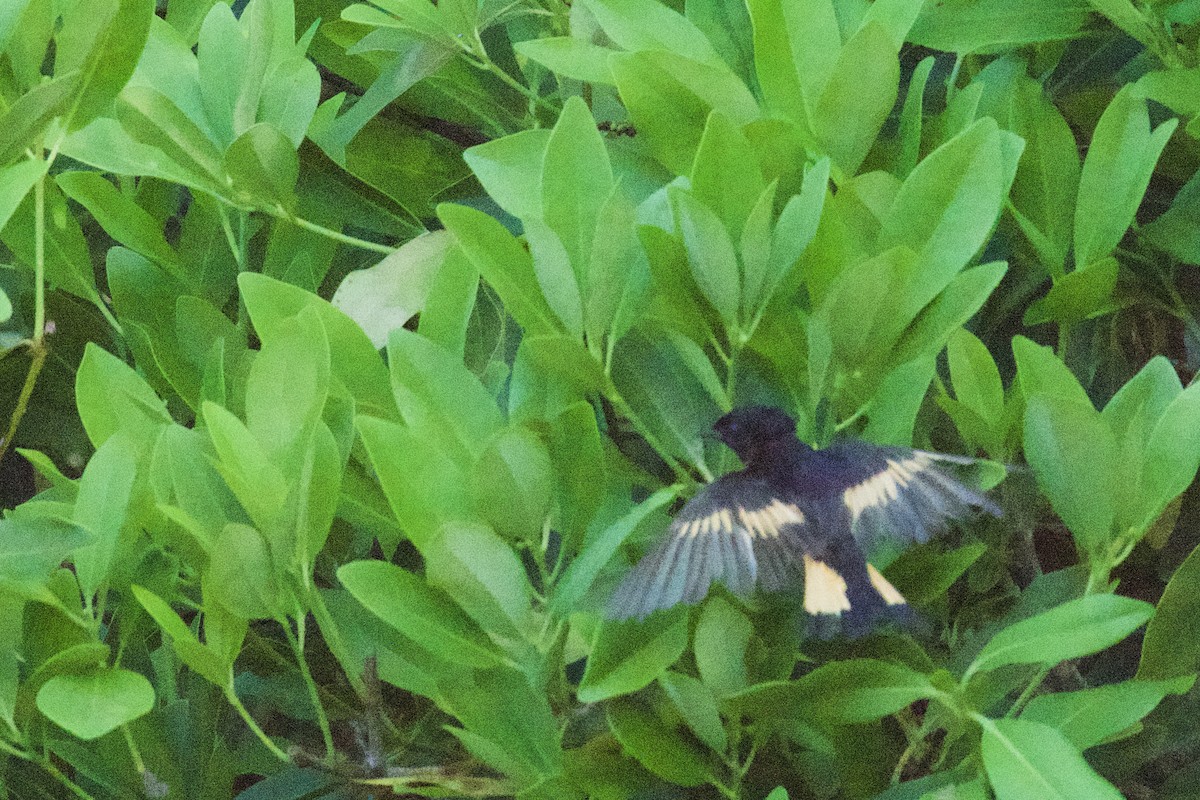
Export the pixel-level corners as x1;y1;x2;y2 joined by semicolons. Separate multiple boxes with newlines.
3;0;1200;798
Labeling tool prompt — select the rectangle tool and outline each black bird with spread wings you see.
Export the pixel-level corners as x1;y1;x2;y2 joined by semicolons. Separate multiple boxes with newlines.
608;406;1001;636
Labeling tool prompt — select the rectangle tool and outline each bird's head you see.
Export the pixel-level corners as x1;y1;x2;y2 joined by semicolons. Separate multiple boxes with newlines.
712;406;800;463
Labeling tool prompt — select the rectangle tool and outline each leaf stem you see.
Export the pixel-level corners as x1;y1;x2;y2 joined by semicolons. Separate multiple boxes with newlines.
305;583;366;696
1006;664;1052;718
606;391;696;484
224;682;291;762
280;614;336;762
122;725;146;773
0;165;50;465
462;31;557;115
287;213;397;255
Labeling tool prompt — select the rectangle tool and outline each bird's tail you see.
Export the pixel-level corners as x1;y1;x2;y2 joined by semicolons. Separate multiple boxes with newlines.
801;552;915;639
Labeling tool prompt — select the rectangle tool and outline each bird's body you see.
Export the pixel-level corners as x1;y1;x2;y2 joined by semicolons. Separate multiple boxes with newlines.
608;406;1000;636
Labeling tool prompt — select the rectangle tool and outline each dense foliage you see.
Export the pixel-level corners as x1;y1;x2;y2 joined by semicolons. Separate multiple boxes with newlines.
4;0;1200;797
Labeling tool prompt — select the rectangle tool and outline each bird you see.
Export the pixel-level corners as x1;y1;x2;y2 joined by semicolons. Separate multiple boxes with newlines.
607;405;1001;636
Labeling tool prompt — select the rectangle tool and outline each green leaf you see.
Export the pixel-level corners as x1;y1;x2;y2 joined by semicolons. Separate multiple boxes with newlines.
686;0;755;89
56;170;182;275
1074;86;1176;270
222;123;298;211
586;185;644;343
799;659;937;724
733;659;937;726
150;425;235;551
201;402;289;527
551;487;678;616
524;220;584;337
606;696;713;787
739;180;778;321
259;57;320;149
356;415;474;549
581;0;724;67
117;86;225;190
543;96;613;292
909;0;1088;53
671;187;741;328
338;560;505;669
1023;393;1118;553
1101;355;1180;466
1138;541;1200;680
0;515;91;597
883;541;988;606
471;426;554;541
812;22;899;175
387;328;503;464
195;3;244;146
514;37;614;84
947;328;1005;430
1143;166;1200;265
610;329;725;466
56;0;154;131
424;522;532;639
439;202;562;337
238;273;397;420
746;0;839;125
4;178;100;303
695;596;751;697
544;403;607;549
860;0;925;49
691;111;763;242
862;355;937;446
1021;676;1193;748
1137;382;1200;531
513;334;610;404
659;671;727;752
0;71;82;165
311;40;454;164
999;69;1079;275
205;524;281;620
815;247;919;370
1086;0;1155;45
0;160;48;232
1012;336;1092;407
462;130;551;221
439;668;563;785
36;668;155;740
980;718;1122;800
76;344;171;450
611;50;760;174
1023;258;1118;326
967;595;1153;678
417;243;479;358
0;593;22;727
759;157;828;307
895;56;934;179
332;231;452;349
71;436;137;597
880;118;1020;320
578;610;689;702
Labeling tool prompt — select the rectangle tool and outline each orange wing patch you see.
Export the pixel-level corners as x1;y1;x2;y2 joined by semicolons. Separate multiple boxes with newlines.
842;453;933;517
802;554;852;615
736;499;805;539
866;564;906;606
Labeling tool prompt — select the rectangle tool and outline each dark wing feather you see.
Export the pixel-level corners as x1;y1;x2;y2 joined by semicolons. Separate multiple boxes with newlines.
809;441;1001;552
607;474;811;620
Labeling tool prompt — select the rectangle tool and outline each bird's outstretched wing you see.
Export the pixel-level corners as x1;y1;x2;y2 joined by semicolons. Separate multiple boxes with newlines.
607;474;814;620
808;441;1001;552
